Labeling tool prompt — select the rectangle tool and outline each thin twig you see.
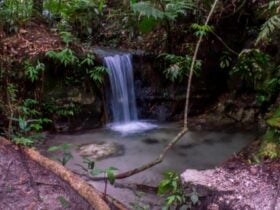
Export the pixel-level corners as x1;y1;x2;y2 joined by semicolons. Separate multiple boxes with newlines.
211;31;239;55
184;0;220;129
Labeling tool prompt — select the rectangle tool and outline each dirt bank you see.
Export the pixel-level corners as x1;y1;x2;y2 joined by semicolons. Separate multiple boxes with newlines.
182;157;280;210
0;140;95;210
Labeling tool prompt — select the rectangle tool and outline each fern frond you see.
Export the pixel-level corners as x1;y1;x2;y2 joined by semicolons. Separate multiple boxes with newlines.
256;15;280;44
161;53;201;82
132;0;195;20
268;0;280;10
132;2;164;19
164;0;195;20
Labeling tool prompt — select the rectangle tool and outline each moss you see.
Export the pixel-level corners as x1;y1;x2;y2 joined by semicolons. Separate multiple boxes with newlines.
258;127;280;159
259;141;280;159
258;107;280;159
266;117;280;129
263;128;278;142
266;106;280;129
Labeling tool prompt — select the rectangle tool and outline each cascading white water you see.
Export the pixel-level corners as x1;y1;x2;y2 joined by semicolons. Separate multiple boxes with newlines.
104;53;157;134
104;54;137;122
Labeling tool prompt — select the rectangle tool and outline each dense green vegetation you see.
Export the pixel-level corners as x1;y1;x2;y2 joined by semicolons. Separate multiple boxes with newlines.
0;0;279;208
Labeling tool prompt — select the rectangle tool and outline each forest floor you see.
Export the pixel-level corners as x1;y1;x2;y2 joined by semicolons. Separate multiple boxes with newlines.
0;140;94;210
183;153;280;210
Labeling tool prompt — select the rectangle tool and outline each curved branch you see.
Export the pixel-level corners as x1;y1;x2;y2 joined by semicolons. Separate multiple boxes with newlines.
91;128;188;180
223;0;246;19
184;0;220;128
211;31;239;55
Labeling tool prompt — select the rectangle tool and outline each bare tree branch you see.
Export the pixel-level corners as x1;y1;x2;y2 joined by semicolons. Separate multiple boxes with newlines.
184;0;220;128
211;31;239;55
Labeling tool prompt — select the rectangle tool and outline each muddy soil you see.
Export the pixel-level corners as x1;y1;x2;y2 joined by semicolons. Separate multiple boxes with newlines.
0;142;94;210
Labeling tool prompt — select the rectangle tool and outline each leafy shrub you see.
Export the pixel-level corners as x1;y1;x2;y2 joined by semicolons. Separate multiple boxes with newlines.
24;60;45;82
131;0;194;21
9;98;51;146
160;53;201;82
0;0;33;32
48;143;74;165
259;107;280;159
191;23;213;37
231;49;280;107
256;0;280;45
231;49;271;89
158;171;200;209
46;48;79;66
44;0;106;37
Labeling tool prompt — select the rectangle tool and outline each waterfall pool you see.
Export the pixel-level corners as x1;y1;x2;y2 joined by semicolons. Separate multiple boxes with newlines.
107;120;158;134
41;122;256;207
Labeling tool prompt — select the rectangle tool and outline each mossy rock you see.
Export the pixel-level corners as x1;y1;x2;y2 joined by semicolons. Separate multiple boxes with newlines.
259;142;280;159
266;117;280;129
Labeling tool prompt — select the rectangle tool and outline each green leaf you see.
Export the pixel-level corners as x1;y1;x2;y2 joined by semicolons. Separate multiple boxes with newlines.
48;145;61;152
62;152;73;165
191;193;199;204
83;158;95;169
88;66;107;86
19;117;28;131
139;17;158;33
48;143;73;152
80;53;95;66
57;196;70;209
12;136;34;147
132;2;164;19
107;169;115;185
29;123;42;131
191;23;213;37
59;31;75;45
46;48;78;66
166;195;176;206
256;15;280;44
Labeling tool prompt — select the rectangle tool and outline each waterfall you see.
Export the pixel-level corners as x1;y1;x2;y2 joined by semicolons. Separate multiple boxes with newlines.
104;53;157;134
104;54;138;122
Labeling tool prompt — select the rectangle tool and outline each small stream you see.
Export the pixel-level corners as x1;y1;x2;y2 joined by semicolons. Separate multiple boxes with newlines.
42;122;255;208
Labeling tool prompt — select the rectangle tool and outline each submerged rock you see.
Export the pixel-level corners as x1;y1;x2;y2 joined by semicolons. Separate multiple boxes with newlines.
79;142;124;160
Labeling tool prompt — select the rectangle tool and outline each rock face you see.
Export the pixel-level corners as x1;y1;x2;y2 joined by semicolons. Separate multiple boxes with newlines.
79;142;124;160
181;162;280;210
133;54;219;121
44;72;104;131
